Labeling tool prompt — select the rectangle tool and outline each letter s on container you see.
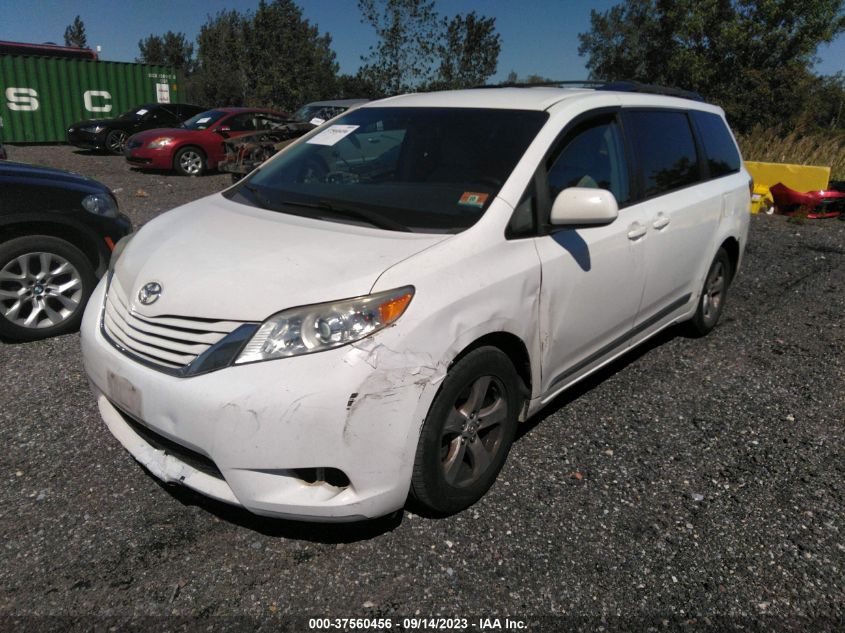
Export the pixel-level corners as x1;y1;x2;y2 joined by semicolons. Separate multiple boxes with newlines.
5;87;39;111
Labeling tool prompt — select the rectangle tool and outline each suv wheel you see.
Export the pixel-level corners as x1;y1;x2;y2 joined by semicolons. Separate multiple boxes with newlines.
411;347;520;515
0;236;96;342
687;247;731;337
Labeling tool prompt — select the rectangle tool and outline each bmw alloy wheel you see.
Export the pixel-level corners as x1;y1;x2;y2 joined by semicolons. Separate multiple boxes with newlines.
0;251;84;329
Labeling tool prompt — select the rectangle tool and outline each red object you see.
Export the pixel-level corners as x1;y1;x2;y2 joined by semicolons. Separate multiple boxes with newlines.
769;182;845;219
125;108;288;174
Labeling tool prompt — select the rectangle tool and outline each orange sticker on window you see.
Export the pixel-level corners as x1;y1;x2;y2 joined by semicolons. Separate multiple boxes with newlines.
458;192;489;208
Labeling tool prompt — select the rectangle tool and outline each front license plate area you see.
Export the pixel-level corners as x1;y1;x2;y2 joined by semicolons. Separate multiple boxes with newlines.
107;370;143;419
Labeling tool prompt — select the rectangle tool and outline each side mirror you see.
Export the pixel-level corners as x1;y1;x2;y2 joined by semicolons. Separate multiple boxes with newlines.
550;187;618;226
216;126;231;137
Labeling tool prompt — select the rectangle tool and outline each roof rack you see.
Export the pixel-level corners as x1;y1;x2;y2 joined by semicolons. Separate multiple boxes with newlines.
477;80;605;89
477;79;704;101
596;80;703;101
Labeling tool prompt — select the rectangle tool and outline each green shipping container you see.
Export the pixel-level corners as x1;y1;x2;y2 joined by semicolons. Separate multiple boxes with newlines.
0;56;179;143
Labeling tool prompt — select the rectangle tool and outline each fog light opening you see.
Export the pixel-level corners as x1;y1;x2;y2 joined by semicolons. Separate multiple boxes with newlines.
293;467;350;488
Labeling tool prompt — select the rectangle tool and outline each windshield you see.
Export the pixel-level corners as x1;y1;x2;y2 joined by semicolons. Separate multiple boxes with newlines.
181;110;227;130
225;107;548;233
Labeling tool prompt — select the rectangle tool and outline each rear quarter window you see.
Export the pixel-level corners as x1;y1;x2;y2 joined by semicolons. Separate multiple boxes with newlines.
625;110;700;198
691;111;741;178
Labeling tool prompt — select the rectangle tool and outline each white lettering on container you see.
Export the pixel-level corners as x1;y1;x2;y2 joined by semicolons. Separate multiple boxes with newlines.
83;90;112;113
6;87;39;111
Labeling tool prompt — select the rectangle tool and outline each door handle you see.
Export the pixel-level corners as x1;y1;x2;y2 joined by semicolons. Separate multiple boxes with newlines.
627;222;647;240
653;214;670;230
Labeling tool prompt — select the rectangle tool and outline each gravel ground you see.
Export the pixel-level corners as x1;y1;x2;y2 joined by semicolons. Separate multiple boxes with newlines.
1;145;843;632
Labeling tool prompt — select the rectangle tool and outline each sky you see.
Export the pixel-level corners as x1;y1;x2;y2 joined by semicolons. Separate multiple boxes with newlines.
1;0;844;82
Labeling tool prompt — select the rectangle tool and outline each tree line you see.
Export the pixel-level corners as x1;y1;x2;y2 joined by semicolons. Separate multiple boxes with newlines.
64;0;844;135
135;0;501;112
578;0;845;134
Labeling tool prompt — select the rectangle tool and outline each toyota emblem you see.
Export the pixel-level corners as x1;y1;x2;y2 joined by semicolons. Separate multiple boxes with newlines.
138;282;162;305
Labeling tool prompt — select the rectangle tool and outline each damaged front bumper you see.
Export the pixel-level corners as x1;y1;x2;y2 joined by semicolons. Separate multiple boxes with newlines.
80;279;442;521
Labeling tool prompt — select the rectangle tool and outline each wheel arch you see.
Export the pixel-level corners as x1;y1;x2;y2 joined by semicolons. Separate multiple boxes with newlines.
720;236;740;282
173;142;208;163
447;331;533;403
0;221;105;275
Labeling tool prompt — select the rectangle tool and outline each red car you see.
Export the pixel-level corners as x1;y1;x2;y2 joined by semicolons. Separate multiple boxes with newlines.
125;108;288;176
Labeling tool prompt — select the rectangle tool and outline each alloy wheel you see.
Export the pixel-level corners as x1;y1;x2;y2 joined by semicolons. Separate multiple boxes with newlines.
107;130;128;154
439;375;509;488
179;150;203;175
0;251;83;329
701;259;726;325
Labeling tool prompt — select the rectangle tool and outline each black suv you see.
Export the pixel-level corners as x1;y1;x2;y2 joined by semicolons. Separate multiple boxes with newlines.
67;103;207;155
0;161;132;341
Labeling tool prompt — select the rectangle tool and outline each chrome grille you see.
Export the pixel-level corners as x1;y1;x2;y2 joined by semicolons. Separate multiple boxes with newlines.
103;278;245;370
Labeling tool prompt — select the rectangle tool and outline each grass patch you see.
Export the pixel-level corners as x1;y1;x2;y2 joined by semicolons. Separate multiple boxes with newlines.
737;127;845;181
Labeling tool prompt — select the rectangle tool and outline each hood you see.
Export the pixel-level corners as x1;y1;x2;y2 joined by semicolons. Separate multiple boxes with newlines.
131;127;200;141
0;160;108;193
114;194;449;321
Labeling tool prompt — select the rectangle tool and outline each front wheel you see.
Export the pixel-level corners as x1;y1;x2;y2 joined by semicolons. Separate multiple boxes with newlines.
174;146;206;176
411;347;520;515
686;247;731;337
105;129;128;155
0;236;97;342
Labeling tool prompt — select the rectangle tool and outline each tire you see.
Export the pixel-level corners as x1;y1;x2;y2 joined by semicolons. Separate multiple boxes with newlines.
411;346;520;515
686;247;731;337
174;146;206;176
0;236;97;342
105;129;128;155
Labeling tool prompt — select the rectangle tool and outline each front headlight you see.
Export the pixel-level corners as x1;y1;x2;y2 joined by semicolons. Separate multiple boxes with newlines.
81;124;105;134
82;192;119;218
147;136;174;149
235;286;415;364
108;231;135;274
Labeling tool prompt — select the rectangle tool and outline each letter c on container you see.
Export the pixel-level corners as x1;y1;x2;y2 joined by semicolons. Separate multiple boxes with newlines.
84;90;112;113
5;87;39;111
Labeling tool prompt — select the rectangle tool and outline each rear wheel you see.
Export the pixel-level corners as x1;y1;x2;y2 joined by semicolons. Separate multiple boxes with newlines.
174;146;206;176
411;347;520;515
0;236;96;342
686;247;731;337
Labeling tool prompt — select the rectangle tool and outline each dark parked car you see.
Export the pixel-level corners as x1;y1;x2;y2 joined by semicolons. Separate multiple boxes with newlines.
0;161;131;341
67;103;207;155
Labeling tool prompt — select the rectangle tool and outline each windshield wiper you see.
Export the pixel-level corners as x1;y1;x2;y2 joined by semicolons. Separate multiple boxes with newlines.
242;183;275;210
278;198;412;232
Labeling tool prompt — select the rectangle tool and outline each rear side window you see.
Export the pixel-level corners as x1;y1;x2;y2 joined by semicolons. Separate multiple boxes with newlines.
691;111;741;178
625;110;699;198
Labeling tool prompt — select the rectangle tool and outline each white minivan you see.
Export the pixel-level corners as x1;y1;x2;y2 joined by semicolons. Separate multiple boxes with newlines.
81;85;750;521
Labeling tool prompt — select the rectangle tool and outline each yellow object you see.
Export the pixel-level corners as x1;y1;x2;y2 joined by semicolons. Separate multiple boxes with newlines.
750;183;773;215
745;161;830;193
